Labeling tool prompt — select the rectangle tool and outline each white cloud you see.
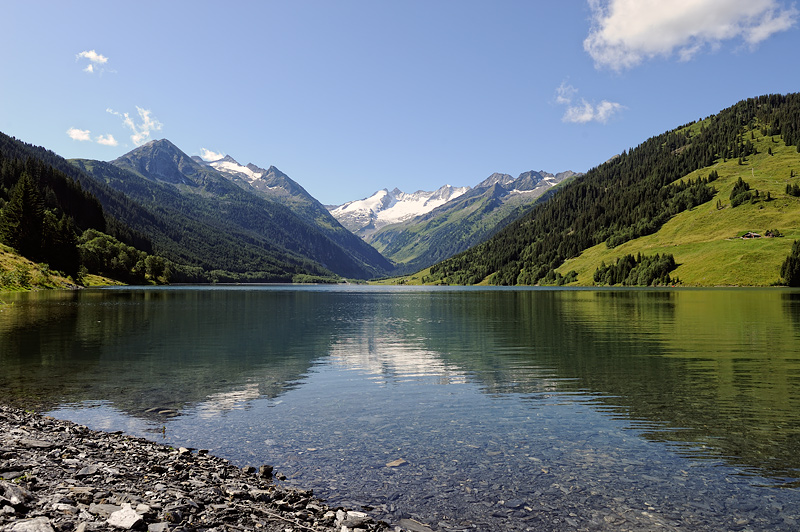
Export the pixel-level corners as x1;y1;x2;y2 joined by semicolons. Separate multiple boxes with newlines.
67;128;91;141
555;83;624;124
585;0;798;70
563;101;596;124
67;127;119;146
95;134;118;146
76;50;110;74
556;82;579;105
108;107;163;146
77;50;108;64
200;148;225;161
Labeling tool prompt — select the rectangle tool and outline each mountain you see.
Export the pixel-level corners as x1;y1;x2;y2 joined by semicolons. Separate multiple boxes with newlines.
425;93;800;286
75;139;391;280
331;170;577;274
329;184;470;238
195;154;392;275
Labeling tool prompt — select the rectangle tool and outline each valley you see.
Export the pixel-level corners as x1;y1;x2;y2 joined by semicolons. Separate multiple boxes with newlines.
2;94;800;289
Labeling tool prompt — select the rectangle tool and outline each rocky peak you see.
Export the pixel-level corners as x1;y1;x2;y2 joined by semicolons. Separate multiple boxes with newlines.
476;173;514;189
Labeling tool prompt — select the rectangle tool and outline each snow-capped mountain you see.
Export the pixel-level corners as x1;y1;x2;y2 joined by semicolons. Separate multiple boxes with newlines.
329;185;470;236
330;171;578;238
331;169;579;274
193;155;307;200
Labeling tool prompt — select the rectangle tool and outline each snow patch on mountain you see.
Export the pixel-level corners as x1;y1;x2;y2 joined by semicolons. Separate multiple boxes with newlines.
330;170;580;237
203;155;265;183
330;185;469;234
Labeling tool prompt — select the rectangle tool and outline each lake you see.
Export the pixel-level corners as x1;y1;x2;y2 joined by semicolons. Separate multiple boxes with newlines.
1;285;799;531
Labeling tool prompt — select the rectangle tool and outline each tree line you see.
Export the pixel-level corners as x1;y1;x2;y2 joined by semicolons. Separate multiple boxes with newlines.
593;253;678;286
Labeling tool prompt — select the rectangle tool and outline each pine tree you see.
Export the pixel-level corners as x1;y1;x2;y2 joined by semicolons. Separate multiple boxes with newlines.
781;240;800;286
0;171;44;259
42;211;80;277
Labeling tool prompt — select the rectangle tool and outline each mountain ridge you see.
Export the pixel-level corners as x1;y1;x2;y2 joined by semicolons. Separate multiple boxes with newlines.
332;170;578;274
80;139;392;279
329;184;471;238
195;152;392;275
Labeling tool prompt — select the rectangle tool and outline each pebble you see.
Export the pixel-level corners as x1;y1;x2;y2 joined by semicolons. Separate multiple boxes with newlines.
0;405;396;532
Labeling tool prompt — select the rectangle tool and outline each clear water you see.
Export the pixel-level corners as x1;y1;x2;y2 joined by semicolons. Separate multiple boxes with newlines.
2;286;799;531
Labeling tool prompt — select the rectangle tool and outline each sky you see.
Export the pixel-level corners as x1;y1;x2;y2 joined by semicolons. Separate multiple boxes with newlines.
2;1;799;206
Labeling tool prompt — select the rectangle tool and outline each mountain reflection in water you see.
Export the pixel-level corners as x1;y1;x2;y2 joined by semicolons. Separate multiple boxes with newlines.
2;286;799;530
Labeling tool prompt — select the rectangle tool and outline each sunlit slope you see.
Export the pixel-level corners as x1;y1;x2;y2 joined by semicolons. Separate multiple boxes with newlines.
424;94;800;286
558;130;800;286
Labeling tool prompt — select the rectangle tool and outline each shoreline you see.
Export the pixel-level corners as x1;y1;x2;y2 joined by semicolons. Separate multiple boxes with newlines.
0;405;406;532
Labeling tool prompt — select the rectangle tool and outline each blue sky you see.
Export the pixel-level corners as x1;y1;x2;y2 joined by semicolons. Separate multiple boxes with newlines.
2;1;799;205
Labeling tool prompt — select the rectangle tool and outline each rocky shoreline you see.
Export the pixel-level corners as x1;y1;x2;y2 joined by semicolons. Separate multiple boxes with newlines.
0;406;417;532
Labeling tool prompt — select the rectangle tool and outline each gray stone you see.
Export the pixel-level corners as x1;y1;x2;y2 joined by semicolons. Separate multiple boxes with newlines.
1;483;33;507
89;502;122;517
2;517;55;532
342;510;370;528
17;439;53;449
503;499;525;509
107;503;144;529
257;465;273;479
76;465;99;477
249;489;271;502
67;486;94;503
51;503;78;515
397;518;435;532
135;503;152;515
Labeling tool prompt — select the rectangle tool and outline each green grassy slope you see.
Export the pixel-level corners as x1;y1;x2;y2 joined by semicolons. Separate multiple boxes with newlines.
558;130;800;286
1;244;68;291
423;93;800;286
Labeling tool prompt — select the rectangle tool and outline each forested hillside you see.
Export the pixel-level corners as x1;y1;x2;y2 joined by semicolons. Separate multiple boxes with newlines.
427;94;800;286
0;133;167;287
558;127;800;286
204;160;392;276
75;139;390;281
73;158;338;282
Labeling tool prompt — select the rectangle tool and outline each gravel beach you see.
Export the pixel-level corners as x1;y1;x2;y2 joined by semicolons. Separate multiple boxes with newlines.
0;405;421;532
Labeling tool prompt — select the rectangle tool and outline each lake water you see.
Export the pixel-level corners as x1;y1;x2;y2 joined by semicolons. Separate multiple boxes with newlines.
1;285;799;531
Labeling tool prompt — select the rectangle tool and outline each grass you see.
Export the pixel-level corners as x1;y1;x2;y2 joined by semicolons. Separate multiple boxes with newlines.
371;267;433;286
558;129;800;286
82;273;125;287
0;244;74;291
0;243;121;291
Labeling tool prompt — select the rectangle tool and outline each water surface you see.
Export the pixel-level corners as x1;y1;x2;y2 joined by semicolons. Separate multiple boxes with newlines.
1;286;799;530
